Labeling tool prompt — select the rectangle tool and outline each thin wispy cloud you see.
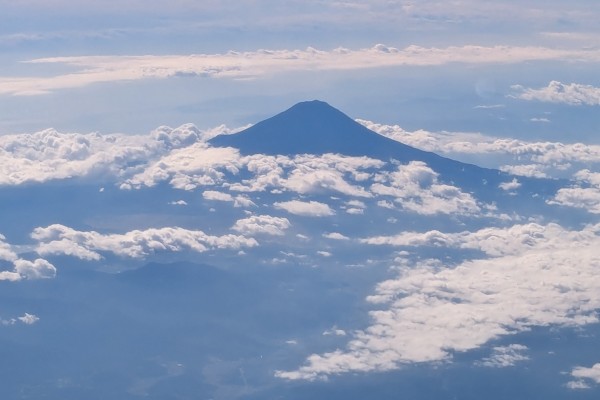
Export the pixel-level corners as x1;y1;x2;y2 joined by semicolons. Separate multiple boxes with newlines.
2;45;599;96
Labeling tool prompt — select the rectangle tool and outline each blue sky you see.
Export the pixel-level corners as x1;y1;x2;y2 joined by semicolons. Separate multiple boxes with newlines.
0;0;599;140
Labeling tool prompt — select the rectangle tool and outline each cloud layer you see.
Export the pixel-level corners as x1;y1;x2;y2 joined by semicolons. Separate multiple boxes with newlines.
2;45;600;96
32;224;258;260
511;81;600;106
277;222;600;380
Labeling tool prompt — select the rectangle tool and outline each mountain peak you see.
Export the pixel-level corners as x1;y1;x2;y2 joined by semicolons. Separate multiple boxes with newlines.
210;100;417;157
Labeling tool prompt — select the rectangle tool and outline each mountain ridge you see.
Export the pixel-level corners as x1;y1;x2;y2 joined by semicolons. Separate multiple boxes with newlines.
210;100;518;194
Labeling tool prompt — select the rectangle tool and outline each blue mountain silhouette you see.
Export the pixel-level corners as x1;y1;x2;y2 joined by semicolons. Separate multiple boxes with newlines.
210;100;560;197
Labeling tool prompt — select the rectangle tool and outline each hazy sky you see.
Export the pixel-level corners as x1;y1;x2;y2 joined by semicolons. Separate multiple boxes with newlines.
0;1;599;140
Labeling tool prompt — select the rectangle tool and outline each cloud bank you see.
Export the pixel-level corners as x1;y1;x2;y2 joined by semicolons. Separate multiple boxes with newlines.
2;45;600;96
32;224;258;260
277;222;600;380
511;81;600;106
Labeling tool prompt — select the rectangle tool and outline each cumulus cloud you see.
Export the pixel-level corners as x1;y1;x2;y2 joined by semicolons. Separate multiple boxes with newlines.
499;178;521;191
511;81;600;106
274;200;335;217
549;170;600;214
476;344;529;368
122;142;241;191
231;215;291;236
1;313;40;326
13;259;56;279
32;224;258;260
277;222;600;380
2;45;600;96
0;129;156;185
0;233;55;282
323;232;350;240
568;363;600;389
203;190;256;207
0;124;249;187
359;119;600;179
370;161;480;215
18;313;40;325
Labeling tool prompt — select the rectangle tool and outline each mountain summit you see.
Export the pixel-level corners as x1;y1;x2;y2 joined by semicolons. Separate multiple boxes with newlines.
210;100;507;190
211;100;426;159
210;100;562;198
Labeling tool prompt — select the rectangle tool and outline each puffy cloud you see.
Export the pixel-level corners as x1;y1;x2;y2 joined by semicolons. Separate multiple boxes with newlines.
231;215;291;236
511;81;600;106
568;364;600;389
13;259;56;280
1;313;40;326
323;326;347;336
499;178;521;191
360;119;600;179
0;124;249;187
277;222;600;380
203;190;234;202
274;200;335;217
32;224;258;260
3;45;600;96
549;170;600;214
370;161;480;215
0;129;157;185
362;223;586;257
18;313;40;325
0;233;55;282
202;190;257;208
122;143;241;191
0;233;18;262
323;232;350;240
476;344;529;368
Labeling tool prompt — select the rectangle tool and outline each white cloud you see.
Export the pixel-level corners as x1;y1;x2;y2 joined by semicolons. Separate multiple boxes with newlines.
0;233;55;282
323;232;350;240
169;200;188;206
370;161;480;215
3;45;600;96
32;224;258;260
277;222;600;380
323;326;347;336
499;178;521;191
568;363;600;389
18;313;40;325
203;190;234;202
122;142;241;191
346;208;364;215
317;251;332;257
231;215;291;236
13;259;56;280
511;81;600;106
0;233;18;262
0;129;156;185
549;170;600;213
274;200;335;217
276;154;382;198
567;380;591;390
476;344;529;368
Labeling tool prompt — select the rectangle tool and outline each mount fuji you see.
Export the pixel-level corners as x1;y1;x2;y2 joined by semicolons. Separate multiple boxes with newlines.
0;100;598;400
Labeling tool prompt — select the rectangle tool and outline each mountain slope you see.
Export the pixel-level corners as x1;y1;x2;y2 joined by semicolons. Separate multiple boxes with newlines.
210;100;558;196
